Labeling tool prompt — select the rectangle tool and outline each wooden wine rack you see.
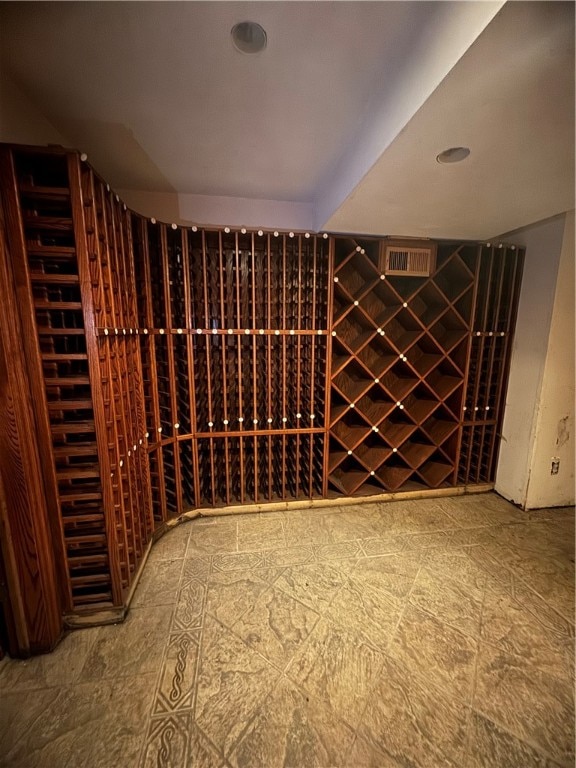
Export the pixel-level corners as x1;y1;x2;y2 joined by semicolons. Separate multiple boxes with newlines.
130;224;330;511
329;237;477;495
0;143;524;649
458;243;524;484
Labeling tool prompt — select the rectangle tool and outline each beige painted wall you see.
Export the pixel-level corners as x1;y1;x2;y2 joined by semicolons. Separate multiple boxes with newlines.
496;211;575;508
0;69;69;146
523;211;575;507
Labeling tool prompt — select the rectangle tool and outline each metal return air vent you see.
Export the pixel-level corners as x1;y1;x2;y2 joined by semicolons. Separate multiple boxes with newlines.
380;239;437;277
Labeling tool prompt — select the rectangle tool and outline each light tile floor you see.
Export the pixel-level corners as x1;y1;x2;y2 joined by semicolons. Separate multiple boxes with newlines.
0;492;574;767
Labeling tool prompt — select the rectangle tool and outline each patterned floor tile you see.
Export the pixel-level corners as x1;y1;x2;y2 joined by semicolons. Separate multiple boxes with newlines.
231;586;320;669
132;557;184;608
466;711;559;768
265;545;315;567
285;617;386;730
387;604;478;703
357;653;470;768
325;576;402;651
204;570;270;630
229;676;355;768
78;605;172;681
273;562;346;613
195;623;280;756
474;642;575;766
351;551;422;604
237;517;285;552
171;579;207;631
153;630;201;714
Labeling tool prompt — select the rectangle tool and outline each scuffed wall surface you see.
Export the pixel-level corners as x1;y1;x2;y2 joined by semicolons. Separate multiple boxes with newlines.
524;210;575;508
496;215;565;507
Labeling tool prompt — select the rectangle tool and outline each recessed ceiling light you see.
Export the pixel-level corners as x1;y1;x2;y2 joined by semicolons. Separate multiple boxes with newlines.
436;147;470;164
231;21;267;54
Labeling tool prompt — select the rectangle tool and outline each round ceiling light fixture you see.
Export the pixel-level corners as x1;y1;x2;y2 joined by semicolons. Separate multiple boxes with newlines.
231;21;267;54
436;147;471;164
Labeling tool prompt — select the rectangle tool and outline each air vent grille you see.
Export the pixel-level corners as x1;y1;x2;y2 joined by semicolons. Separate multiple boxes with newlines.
380;240;437;277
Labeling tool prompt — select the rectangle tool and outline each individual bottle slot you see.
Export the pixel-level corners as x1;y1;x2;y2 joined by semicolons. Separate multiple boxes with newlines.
480;425;497;481
407;282;448;326
333;238;361;270
380;309;423;353
161;442;178;517
404;334;444;377
425;361;463;400
429;310;468;354
328;435;349;474
379;361;419;402
354;385;396;425
330;389;350;426
375;456;412;492
416;451;454;488
333;307;375;353
329;455;370;495
334;253;379;300
174;335;192;433
179;440;195;509
355;335;397;378
332;360;374;403
452;287;474;328
243;436;257;502
432;253;474;303
333;282;355;324
331;411;372;452
146;222;168;328
228;436;243;504
358;280;403;328
166;227;186;328
397;431;437;469
383;275;425;303
420;407;459;445
257;435;271;501
355;434;393;472
400;385;440;424
379;410;418;447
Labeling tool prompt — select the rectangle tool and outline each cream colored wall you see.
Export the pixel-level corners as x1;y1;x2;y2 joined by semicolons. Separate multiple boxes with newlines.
496;212;575;509
0;69;69;146
119;189;314;232
523;211;575;508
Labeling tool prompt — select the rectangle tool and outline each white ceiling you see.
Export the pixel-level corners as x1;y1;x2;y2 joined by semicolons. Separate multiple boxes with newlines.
0;1;574;239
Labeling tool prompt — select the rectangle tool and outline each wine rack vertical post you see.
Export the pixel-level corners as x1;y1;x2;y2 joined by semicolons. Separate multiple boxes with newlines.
459;244;524;484
489;247;523;478
323;235;335;498
69;156;126;602
123;212;155;540
135;219;167;523
452;244;481;487
181;227;201;507
159;225;183;517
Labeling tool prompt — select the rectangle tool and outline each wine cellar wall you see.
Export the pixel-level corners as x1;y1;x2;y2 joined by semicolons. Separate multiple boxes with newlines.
0;144;524;652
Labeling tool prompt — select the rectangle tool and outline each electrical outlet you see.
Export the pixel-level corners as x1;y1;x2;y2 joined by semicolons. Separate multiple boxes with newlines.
551;457;560;475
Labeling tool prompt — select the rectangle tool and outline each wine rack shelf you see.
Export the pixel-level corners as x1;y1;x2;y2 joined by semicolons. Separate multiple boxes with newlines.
0;143;524;638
